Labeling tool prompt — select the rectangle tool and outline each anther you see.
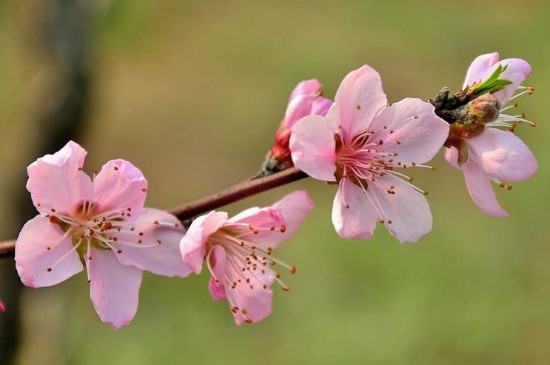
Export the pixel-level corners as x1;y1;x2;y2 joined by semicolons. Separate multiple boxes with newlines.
280;225;286;233
46;246;51;251
156;240;162;245
290;266;296;274
117;249;122;254
47;267;52;272
113;166;119;171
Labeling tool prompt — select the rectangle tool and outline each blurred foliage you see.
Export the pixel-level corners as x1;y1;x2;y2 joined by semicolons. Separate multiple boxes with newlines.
1;0;549;364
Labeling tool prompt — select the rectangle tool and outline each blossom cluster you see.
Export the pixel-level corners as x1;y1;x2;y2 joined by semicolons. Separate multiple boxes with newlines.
13;52;536;327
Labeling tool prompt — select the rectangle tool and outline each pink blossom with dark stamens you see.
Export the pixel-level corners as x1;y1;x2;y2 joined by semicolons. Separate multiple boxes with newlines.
290;65;449;242
180;190;313;325
15;141;191;328
445;52;537;216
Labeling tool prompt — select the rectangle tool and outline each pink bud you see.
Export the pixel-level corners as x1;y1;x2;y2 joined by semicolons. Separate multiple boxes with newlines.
263;80;333;174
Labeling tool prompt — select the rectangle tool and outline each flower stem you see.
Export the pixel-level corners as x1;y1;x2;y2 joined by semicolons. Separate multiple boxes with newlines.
0;167;308;258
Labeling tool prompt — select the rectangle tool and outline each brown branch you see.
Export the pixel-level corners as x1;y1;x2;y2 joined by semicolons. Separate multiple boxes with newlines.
0;167;308;259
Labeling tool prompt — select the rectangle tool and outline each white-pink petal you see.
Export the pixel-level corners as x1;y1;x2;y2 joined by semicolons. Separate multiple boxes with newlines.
369;98;449;165
290;115;337;181
289;79;322;101
332;65;387;142
27;141;92;216
113;208;191;278
332;179;378;240
15;216;83;288
463;52;500;88
485;58;531;105
368;176;433;243
230;269;274;325
467;128;537;182
207;245;227;301
88;247;143;329
461;158;508;217
91;159;148;219
444;147;461;170
270;190;314;241
180;211;228;274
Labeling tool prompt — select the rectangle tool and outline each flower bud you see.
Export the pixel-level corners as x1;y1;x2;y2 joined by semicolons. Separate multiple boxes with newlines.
468;93;501;125
260;80;333;176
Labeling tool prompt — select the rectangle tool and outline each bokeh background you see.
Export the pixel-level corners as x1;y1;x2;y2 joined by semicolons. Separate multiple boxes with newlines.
0;0;549;364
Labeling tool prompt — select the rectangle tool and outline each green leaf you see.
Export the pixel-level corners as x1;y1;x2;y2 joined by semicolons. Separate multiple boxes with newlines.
470;64;513;96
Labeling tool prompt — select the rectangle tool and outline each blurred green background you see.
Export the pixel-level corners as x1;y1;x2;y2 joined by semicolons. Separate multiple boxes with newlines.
0;0;549;364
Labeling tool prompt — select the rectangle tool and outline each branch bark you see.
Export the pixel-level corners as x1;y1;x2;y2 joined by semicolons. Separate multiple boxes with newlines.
0;167;308;259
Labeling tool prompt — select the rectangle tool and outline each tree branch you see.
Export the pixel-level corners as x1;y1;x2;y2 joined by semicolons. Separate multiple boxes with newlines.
0;167;308;259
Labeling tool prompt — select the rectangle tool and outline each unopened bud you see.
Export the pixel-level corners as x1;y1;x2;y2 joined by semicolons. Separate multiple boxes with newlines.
258;79;333;177
468;93;500;125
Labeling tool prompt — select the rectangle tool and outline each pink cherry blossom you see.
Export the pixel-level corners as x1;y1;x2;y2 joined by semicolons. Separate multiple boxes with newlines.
0;299;5;313
445;52;537;216
15;141;191;328
290;65;449;242
267;80;333;170
180;190;314;325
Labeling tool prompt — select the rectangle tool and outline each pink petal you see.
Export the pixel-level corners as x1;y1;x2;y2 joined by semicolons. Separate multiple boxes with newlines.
229;268;275;325
180;211;228;274
208;245;227;301
91;159;148;219
27;141;92;216
444;147;461;169
290;115;337;181
283;94;317;130
490;58;531;105
88;247;143;328
331;179;378;240
289;79;322;100
468;128;537;182
113;208;191;278
0;300;5;313
461;158;508;217
369;98;449;165
15;215;83;288
463;52;500;88
229;190;314;249
311;96;333;117
270;190;314;240
332;65;387;142
368;176;433;243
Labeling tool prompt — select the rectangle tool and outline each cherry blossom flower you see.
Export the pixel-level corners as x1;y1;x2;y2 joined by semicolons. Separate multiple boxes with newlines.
0;299;5;313
290;65;449;242
264;79;333;173
444;52;537;216
15;141;190;328
180;190;314;325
